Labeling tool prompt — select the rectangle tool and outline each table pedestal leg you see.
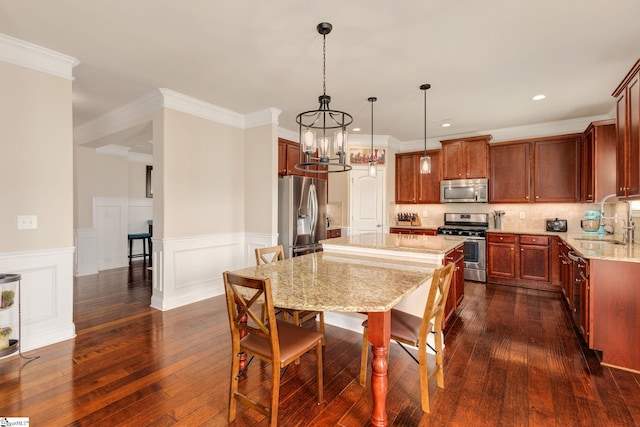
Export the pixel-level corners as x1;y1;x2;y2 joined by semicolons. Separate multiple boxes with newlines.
367;310;391;427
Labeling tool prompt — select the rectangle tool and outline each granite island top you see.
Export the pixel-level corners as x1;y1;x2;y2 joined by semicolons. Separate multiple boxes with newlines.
229;251;437;312
320;232;465;256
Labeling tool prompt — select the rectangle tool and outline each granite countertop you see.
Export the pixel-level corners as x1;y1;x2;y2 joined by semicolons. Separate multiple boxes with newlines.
320;232;465;255
488;228;640;263
229;252;437;312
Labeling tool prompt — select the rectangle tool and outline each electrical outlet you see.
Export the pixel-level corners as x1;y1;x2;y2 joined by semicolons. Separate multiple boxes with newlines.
17;215;38;230
422;211;428;217
519;212;525;220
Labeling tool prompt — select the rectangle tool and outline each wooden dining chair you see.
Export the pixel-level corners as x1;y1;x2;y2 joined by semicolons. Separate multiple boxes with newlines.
255;245;325;345
223;271;324;426
358;262;455;413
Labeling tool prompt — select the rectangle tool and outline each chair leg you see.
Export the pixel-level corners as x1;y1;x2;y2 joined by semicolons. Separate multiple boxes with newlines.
359;327;369;386
293;311;302;365
142;237;147;263
129;238;133;266
418;340;431;413
316;341;324;403
148;236;152;267
318;312;325;346
434;331;445;389
229;346;240;422
270;362;280;426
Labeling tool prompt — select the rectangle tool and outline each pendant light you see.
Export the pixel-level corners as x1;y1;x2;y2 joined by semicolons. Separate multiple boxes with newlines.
368;97;377;177
419;83;432;174
295;23;353;174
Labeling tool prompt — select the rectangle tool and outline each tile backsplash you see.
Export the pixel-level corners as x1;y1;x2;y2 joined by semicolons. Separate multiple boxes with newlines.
392;202;634;234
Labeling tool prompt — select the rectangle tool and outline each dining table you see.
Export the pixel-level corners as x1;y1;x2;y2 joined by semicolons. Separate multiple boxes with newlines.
229;250;436;426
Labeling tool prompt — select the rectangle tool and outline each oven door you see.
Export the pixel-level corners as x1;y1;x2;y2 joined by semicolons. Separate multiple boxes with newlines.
462;237;486;282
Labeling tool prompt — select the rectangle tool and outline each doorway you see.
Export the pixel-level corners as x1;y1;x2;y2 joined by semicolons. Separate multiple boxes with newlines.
349;167;385;235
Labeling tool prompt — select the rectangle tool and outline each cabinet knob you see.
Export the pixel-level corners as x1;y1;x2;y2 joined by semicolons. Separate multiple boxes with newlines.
520;248;523;251
525;196;529;199
535;195;539;199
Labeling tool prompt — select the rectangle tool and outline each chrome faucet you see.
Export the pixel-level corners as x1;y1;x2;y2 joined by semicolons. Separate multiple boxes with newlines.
623;201;635;244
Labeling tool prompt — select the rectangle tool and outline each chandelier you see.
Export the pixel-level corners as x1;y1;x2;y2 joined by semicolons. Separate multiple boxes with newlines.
295;22;353;174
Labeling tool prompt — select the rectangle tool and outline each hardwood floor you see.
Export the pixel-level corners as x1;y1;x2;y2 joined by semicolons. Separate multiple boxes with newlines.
0;262;639;426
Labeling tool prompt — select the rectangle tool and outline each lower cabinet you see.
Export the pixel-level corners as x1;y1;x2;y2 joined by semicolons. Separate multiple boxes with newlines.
389;227;437;236
443;245;464;330
327;228;342;239
487;233;557;291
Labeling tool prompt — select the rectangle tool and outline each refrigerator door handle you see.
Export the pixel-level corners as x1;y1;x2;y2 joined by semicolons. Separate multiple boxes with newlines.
309;183;318;240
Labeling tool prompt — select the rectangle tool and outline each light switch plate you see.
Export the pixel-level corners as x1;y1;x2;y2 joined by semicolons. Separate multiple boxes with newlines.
17;215;38;230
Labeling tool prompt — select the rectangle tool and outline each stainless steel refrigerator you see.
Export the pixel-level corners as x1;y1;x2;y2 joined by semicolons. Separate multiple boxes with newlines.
278;175;327;258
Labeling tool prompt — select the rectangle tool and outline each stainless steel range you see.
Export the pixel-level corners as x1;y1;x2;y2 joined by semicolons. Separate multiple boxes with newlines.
437;213;488;282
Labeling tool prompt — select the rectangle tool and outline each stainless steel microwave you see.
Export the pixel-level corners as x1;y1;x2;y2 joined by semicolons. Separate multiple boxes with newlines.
440;178;489;203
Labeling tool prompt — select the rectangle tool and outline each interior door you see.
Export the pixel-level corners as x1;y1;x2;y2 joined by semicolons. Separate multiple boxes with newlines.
350;167;385;235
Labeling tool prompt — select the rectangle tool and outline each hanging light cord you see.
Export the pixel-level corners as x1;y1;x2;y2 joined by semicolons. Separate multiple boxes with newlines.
322;33;327;97
423;86;427;154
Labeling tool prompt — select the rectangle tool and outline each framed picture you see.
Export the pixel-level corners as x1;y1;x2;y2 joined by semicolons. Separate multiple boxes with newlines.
146;165;153;198
349;148;386;165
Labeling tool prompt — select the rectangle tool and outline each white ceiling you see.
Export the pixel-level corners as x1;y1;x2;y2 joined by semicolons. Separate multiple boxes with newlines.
2;1;640;151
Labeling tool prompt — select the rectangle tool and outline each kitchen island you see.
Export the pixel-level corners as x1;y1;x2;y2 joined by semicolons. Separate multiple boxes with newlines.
320;232;465;331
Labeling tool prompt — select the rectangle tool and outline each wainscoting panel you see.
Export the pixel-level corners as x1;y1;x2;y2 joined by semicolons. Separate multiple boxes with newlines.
150;232;276;311
75;227;98;276
0;247;75;353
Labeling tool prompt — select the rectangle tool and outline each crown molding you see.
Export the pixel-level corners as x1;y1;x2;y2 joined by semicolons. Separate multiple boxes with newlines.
245;108;281;129
0;33;79;79
74;90;163;144
159;88;245;128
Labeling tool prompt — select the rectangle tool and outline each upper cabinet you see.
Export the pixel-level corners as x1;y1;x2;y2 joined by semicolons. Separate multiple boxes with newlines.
489;134;581;203
441;135;490;180
582;119;617;203
278;138;326;179
612;59;640;198
395;150;442;204
489;142;530;203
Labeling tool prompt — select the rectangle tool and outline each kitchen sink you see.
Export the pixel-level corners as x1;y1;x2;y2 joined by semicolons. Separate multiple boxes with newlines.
573;236;627;245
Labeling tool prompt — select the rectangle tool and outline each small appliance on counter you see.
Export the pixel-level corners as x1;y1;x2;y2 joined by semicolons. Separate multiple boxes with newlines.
545;218;568;232
580;210;603;234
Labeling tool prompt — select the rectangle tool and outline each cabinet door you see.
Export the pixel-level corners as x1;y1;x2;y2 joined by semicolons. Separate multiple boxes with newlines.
617;91;628;196
465;141;488;178
417;150;442;203
533;136;581;202
489;142;530;203
520;244;549;282
582;127;595;202
286;143;305;177
487;234;516;278
628;75;640;197
395;153;417;203
442;141;464;179
577;259;590;343
278;140;287;176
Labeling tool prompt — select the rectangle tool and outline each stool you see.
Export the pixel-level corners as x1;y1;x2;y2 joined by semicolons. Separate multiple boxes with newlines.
128;233;151;265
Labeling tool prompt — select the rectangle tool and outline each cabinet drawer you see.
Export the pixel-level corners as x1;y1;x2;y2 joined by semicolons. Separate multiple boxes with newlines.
327;229;342;239
487;234;516;243
519;235;549;246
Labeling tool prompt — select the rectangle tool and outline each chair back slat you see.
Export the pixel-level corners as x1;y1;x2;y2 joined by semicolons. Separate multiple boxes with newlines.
419;262;455;339
223;272;278;347
255;245;285;265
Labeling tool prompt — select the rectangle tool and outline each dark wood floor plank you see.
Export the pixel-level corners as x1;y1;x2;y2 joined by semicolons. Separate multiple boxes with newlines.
0;262;639;426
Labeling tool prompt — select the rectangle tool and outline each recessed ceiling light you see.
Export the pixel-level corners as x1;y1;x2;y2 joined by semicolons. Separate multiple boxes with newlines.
441;122;451;128
532;94;546;101
352;127;361;132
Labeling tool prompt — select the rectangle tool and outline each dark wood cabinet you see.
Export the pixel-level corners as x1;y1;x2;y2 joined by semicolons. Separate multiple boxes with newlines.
395;152;418;203
489;142;530;203
487;233;557;291
441;135;490;180
443;244;464;331
612;59;640;198
278;138;326;179
533;135;581;203
417;150;442;203
575;256;590;343
489;134;581;203
389;227;437;236
558;240;573;308
518;235;549;282
327;228;342;239
395;150;441;204
582;120;617;203
486;233;516;279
